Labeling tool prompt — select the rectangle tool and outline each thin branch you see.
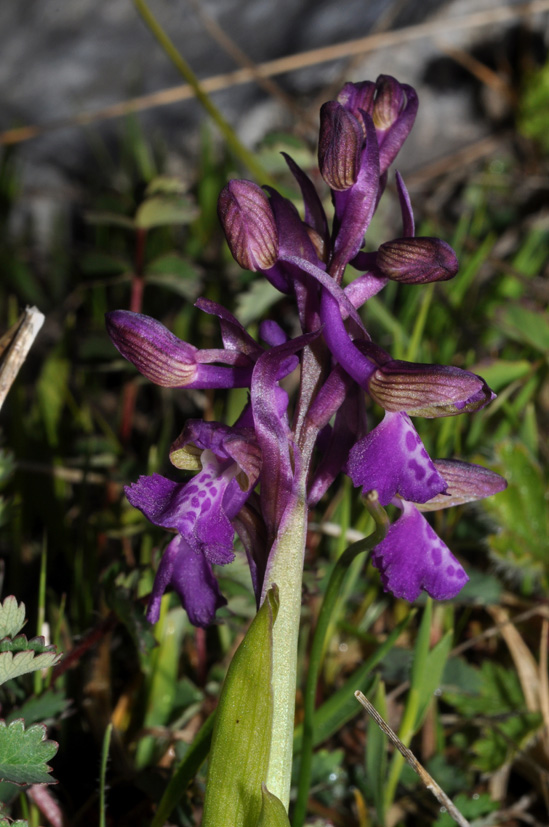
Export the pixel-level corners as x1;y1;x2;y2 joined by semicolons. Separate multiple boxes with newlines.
355;690;472;827
2;0;549;147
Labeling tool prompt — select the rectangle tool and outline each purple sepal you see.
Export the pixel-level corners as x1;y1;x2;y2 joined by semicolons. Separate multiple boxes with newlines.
266;187;318;264
146;535;226;627
260;319;288;347
345;273;388;307
376;237;459;284
106;310;253;389
217;180;278;271
371;76;419;174
331;112;380;276
282;152;329;248
372;500;468;602
308;385;366;505
395;171;415;237
195;298;263;359
252;331;319;535
415;459;507;511
347;411;447;506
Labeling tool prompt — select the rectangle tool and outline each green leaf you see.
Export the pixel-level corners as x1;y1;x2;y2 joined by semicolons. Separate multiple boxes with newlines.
0;820;29;827
433;792;498;826
135;194;198;229
234;280;281;326
202;587;279;827
5;689;68;727
256;786;291;827
0;597;26;639
35;354;70;447
145;254;203;300
469;359;532;392
0;645;61;686
415;630;453;727
497;304;549;353
0;720;58;785
477;441;549;590
151;713;214;827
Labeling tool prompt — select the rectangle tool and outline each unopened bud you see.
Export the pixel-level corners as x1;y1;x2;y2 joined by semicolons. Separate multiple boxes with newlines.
368;360;495;417
217;180;279;271
318;101;363;191
376;237;459;284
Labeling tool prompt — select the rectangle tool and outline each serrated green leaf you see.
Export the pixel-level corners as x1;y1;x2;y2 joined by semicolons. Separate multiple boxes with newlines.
0;597;26;639
472;711;541;773
135;194;198;229
0;720;57;785
0;636;57;654
477;441;549;588
0;649;61;685
256;786;291;827
0;820;29;827
5;689;68;727
443;660;525;718
202;587;279;827
433;792;498;826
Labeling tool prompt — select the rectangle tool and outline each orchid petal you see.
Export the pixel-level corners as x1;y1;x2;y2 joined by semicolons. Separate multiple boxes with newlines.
372;501;468;601
415;459;507;511
347;411;447;506
146;536;226;627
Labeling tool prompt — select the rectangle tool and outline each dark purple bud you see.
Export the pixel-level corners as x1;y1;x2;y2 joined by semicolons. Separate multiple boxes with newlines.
372;75;406;130
376;237;459;284
414;459;507;511
368;360;496;417
318;101;364;191
337;80;376;117
217;180;279;271
106;310;253;389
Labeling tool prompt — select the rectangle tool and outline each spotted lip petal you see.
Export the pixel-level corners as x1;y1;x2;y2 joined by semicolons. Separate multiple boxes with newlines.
146;535;226;627
372;500;469;601
367;360;495;417
347;411;447;506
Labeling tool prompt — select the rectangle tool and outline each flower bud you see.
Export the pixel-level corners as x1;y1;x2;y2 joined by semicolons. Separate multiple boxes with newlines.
217;180;278;271
106;310;198;387
318;101;363;191
376;237;459;284
368;360;495;417
372;75;406;130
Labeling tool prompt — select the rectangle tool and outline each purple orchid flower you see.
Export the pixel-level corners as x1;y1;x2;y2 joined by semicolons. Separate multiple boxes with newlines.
107;74;506;626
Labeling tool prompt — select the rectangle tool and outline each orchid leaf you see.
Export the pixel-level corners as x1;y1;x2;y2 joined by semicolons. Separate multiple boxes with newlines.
202;587;279;827
0;597;26;640
0;720;58;785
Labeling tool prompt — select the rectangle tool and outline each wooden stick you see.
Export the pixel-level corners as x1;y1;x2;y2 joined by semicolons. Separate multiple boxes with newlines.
355;690;472;827
0;306;45;412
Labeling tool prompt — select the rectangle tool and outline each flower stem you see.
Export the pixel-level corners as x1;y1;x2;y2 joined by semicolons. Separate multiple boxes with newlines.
260;498;309;810
132;0;273;185
293;492;389;827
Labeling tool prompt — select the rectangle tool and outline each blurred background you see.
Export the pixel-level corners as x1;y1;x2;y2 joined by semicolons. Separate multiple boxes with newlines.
0;0;548;825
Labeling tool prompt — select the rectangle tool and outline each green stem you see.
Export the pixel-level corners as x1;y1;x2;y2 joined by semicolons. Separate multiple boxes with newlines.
293;492;389;827
132;0;273;185
261;499;310;809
